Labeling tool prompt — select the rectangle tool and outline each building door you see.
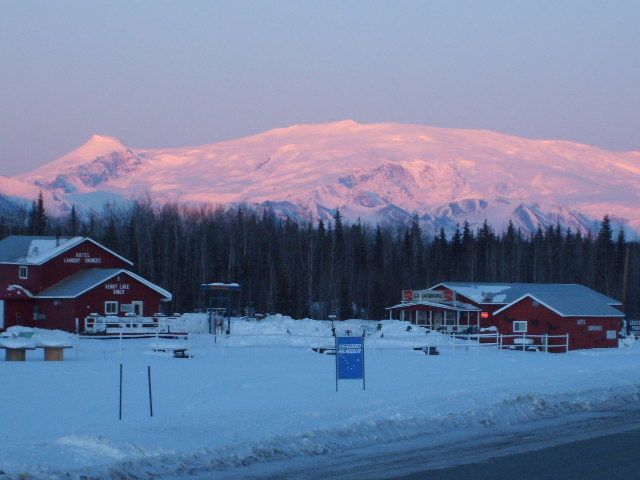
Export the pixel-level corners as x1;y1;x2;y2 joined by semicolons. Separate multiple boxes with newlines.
132;301;144;317
0;300;4;329
432;311;443;329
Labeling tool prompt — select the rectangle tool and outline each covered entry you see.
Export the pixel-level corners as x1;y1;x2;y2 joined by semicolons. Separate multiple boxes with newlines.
387;301;482;333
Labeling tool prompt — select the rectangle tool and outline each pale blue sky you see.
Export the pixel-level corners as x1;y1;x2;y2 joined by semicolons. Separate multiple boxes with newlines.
1;0;638;176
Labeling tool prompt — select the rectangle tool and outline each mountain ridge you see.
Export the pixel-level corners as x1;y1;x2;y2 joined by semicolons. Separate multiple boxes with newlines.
5;120;640;236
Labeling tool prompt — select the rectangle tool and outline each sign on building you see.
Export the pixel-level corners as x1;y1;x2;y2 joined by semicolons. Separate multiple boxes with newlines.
402;289;455;303
402;290;414;302
335;336;365;391
415;290;445;302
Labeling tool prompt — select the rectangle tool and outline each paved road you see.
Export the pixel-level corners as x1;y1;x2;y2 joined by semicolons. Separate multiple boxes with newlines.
393;428;640;480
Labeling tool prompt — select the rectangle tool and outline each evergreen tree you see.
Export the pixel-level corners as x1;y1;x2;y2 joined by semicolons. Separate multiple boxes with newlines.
27;191;48;235
67;205;79;236
596;215;616;294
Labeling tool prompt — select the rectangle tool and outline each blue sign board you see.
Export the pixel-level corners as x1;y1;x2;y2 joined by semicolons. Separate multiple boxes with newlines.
335;336;365;390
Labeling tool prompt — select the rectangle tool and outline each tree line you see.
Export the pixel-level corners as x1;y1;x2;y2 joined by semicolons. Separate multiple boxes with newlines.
3;194;639;319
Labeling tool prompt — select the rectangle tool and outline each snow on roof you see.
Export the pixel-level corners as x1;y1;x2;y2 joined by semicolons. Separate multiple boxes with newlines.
36;269;172;300
387;301;480;312
432;282;621;306
0;236;133;266
493;293;625;318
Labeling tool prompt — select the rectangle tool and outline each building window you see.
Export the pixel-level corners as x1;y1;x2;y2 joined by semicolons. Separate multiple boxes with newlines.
607;330;617;340
513;321;528;333
19;266;28;279
105;301;118;315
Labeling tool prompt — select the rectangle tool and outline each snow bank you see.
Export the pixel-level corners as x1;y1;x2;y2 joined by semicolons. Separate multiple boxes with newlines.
0;317;639;479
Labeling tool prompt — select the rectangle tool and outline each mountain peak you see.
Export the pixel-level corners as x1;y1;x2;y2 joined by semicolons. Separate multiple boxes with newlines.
6;122;640;235
17;135;130;182
79;134;128;155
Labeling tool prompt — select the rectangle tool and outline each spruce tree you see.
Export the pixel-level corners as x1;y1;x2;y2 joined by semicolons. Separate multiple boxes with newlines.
27;191;48;235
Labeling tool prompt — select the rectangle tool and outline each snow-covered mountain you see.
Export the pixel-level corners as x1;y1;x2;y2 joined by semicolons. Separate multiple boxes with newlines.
7;120;640;235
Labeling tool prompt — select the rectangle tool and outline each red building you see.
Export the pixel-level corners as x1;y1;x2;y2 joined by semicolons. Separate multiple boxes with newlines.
492;293;623;350
388;282;624;351
0;236;172;333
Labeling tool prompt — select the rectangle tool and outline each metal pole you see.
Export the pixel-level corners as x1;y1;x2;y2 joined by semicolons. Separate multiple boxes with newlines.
335;336;339;392
147;365;154;417
119;363;123;420
362;337;366;391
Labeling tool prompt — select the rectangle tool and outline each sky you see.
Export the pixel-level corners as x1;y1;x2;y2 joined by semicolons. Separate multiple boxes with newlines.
1;0;639;177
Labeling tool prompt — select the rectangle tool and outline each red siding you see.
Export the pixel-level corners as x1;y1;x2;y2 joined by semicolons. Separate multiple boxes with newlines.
3;299;35;330
0;238;170;333
74;272;167;320
494;297;620;350
4;273;168;332
0;239;130;298
39;240;130;291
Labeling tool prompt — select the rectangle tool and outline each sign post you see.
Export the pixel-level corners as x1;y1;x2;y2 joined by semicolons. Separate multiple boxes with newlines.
335;336;365;391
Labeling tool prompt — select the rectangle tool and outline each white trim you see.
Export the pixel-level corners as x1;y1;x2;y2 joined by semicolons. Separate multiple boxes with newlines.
386;301;480;312
0;237;133;266
36;269;172;300
132;301;144;316
513;320;528;333
18;265;28;279
429;282;622;307
105;301;118;315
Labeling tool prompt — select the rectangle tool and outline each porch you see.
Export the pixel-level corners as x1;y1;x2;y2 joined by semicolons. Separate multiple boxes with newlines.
386;301;482;333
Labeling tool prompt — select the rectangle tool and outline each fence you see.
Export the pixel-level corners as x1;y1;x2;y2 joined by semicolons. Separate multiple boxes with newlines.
498;333;570;353
82;315;186;336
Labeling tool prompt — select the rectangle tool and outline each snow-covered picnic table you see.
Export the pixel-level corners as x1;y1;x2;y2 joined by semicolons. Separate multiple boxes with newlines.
0;338;36;361
149;339;190;358
35;338;74;361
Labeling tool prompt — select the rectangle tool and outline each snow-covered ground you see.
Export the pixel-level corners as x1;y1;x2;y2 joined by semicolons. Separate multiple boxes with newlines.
1;315;639;479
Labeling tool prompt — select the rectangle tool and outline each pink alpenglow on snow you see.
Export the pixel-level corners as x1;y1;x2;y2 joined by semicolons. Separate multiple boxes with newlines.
6;121;640;235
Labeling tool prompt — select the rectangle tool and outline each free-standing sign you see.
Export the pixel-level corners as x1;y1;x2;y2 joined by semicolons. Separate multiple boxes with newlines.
335;336;365;391
627;319;640;336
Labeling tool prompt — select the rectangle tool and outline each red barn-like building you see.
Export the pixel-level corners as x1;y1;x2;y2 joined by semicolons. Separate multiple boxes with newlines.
492;292;623;350
0;236;172;333
388;282;624;351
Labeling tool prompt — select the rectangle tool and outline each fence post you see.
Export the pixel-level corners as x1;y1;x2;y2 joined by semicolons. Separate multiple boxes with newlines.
148;365;154;417
544;334;548;353
119;363;123;420
565;333;570;353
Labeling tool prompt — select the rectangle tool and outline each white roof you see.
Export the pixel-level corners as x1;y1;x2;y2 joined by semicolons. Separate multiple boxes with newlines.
387;301;480;312
36;269;172;300
431;282;621;306
0;236;133;266
493;293;625;318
